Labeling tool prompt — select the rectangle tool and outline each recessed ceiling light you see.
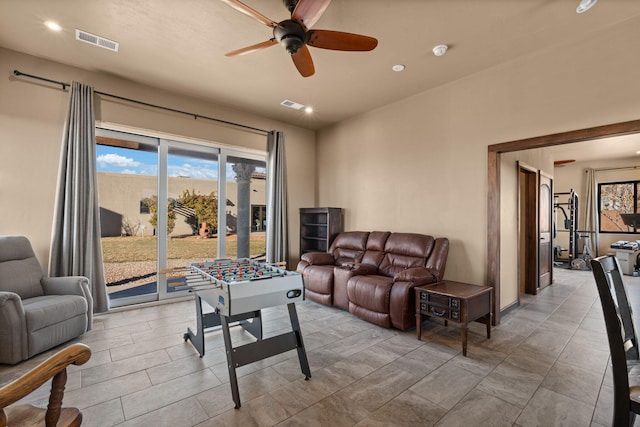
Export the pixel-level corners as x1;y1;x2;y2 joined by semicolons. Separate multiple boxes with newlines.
392;64;405;72
576;0;597;13
304;106;313;114
44;21;62;32
636;150;640;155
432;45;448;57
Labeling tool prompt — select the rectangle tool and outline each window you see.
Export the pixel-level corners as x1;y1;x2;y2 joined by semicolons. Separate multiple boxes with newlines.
598;181;640;233
139;200;150;214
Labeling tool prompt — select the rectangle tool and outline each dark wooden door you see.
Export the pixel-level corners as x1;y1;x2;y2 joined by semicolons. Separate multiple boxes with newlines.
538;173;553;290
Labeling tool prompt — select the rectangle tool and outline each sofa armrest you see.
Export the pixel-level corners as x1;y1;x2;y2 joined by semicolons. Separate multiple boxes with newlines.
300;252;335;265
42;276;94;332
393;267;439;286
0;291;27;365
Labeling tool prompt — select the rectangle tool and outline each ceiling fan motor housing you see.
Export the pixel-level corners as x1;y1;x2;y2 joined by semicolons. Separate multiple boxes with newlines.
273;19;308;54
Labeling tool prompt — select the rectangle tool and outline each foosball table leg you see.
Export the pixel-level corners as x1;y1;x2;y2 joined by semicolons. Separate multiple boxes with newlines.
287;303;311;380
185;294;207;358
220;314;242;409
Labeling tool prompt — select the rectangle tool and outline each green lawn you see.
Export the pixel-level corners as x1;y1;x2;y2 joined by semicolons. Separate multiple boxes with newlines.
101;236;266;262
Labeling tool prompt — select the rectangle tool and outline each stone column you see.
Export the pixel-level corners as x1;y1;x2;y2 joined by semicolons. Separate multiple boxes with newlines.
233;163;255;258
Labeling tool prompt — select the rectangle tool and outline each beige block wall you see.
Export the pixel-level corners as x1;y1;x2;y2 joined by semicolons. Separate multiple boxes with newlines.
316;17;640;311
97;172;267;237
0;47;315;269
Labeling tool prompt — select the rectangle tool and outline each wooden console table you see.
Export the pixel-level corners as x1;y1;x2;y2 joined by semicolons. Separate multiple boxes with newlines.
415;280;492;356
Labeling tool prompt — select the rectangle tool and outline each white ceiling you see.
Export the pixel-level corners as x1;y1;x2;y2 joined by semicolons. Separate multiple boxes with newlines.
2;0;640;161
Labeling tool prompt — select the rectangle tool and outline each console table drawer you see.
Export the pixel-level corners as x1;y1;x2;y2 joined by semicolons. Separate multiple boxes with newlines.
423;292;460;309
420;302;460;321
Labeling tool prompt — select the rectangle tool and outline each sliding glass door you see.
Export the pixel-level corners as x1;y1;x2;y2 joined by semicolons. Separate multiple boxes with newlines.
96;131;160;306
96;128;266;307
160;142;219;296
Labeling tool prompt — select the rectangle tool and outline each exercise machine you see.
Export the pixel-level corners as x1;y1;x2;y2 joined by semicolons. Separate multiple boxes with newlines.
554;190;579;266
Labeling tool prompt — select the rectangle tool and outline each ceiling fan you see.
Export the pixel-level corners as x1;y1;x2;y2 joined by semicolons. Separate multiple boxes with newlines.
221;0;378;77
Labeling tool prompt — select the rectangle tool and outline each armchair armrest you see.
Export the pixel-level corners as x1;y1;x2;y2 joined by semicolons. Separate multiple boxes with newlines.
0;291;23;309
300;252;335;265
41;276;88;296
0;343;91;426
0;291;27;365
393;267;439;286
41;276;94;332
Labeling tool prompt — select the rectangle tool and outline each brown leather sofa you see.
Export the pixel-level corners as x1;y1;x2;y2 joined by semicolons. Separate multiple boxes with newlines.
296;231;449;330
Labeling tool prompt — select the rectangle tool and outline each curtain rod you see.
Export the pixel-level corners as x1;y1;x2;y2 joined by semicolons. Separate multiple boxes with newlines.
592;166;640;172
13;69;270;135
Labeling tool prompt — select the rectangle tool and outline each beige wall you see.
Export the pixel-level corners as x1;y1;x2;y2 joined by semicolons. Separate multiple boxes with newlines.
0;47;315;269
500;150;553;309
316;17;640;310
554;158;640;256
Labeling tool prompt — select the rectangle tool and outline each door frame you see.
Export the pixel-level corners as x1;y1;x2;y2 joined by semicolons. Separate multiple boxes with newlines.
487;119;640;324
538;171;553;292
518;162;538;295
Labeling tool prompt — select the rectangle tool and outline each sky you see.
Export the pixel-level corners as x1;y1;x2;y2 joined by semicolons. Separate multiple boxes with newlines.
96;145;264;180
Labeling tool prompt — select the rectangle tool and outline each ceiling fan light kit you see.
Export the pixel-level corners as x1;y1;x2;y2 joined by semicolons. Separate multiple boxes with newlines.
221;0;378;77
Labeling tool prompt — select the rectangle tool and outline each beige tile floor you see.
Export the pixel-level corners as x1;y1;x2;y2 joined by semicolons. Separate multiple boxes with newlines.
2;267;639;426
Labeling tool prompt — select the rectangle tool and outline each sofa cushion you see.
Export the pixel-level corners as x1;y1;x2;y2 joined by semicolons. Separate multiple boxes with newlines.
330;231;369;266
347;274;394;329
347;275;394;313
359;231;390;269
378;233;435;277
22;295;88;332
302;265;335;296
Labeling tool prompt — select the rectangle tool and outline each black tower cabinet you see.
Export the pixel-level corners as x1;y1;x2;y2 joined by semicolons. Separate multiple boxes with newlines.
299;208;343;255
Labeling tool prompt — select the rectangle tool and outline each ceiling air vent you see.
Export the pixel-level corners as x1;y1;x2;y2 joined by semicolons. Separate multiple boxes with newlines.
75;29;119;52
280;99;305;110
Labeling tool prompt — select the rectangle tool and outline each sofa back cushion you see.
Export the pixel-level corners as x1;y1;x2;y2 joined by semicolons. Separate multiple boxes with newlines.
329;231;370;266
378;233;435;277
0;236;44;299
361;231;391;268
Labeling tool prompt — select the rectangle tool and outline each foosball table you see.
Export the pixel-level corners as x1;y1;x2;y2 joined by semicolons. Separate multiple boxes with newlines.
179;258;310;408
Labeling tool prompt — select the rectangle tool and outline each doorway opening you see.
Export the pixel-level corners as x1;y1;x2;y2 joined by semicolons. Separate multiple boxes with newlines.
488;119;640;324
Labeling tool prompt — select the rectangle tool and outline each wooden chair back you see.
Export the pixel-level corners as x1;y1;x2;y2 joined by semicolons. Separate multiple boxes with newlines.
591;255;640;427
0;343;91;427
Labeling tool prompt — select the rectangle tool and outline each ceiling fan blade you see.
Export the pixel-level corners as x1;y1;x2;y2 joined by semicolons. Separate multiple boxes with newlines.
291;45;315;77
225;39;278;57
220;0;278;28
308;30;378;51
291;0;332;30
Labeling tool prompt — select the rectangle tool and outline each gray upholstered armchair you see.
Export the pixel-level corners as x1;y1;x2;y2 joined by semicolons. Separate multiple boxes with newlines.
0;236;93;365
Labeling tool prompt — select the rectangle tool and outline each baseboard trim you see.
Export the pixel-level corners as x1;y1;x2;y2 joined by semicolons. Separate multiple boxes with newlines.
499;299;520;320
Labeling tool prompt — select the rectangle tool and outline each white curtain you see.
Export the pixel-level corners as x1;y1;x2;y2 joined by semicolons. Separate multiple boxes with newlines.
49;81;108;315
266;131;289;265
584;168;600;256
